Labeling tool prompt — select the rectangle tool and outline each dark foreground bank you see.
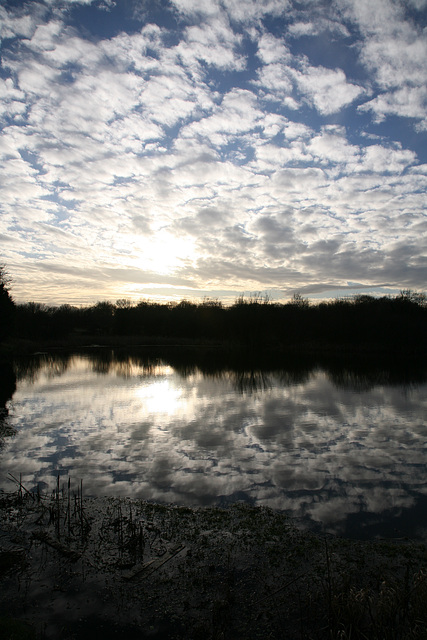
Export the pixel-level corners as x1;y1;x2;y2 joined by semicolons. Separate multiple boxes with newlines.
1;489;427;640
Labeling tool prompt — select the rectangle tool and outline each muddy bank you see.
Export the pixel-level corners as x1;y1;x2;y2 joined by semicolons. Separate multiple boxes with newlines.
1;490;427;639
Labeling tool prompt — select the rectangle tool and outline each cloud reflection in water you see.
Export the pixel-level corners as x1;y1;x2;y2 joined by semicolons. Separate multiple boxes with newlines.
2;351;427;538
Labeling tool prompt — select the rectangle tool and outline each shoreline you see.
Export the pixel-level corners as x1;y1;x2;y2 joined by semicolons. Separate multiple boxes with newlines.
1;491;427;639
3;333;427;359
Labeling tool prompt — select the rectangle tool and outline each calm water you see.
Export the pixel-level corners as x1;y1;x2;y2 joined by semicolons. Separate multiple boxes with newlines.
1;349;427;539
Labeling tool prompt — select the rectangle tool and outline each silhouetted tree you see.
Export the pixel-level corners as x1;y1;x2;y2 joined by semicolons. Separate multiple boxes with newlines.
50;304;82;338
15;302;51;340
0;264;15;343
289;292;310;308
86;301;115;336
398;289;427;307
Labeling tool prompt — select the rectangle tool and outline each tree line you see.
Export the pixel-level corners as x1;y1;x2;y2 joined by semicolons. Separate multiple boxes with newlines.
2;280;426;353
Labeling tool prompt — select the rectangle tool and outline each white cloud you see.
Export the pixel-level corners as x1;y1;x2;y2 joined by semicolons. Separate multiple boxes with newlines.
359;87;427;131
362;36;427;90
0;78;26;122
288;19;351;38
359;144;417;173
307;125;360;167
0;0;425;304
256;62;295;100
339;0;427;129
223;0;289;22
179;88;262;147
256;32;291;64
24;19;65;51
338;0;406;36
292;62;364;115
177;17;246;71
170;0;222;17
171;0;289;23
255;33;364;115
0;6;36;40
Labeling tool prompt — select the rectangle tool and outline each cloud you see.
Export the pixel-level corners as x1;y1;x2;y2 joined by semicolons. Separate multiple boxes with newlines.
180;88;262;146
288;19;351;38
359;143;417;173
256;32;291;65
171;0;289;23
255;32;364;115
0;0;426;304
339;0;427;129
407;0;427;8
359;87;427;131
292;62;365;115
0;5;37;40
179;16;246;70
307;125;360;166
0;78;26;122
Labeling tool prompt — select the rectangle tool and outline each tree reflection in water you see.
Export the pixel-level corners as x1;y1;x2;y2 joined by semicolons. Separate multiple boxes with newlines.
0;361;16;448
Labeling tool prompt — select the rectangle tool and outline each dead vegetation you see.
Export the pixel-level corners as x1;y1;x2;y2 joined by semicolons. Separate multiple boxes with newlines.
1;477;427;639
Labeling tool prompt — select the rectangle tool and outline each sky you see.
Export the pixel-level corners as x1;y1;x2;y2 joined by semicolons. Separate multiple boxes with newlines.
1;0;426;306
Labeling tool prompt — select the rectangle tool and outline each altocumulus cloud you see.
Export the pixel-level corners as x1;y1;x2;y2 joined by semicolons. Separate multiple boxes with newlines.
0;0;426;305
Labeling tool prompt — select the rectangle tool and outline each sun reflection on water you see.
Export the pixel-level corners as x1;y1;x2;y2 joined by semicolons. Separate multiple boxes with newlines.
134;378;184;415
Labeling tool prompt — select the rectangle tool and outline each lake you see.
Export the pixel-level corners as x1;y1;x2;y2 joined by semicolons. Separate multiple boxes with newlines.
1;348;427;539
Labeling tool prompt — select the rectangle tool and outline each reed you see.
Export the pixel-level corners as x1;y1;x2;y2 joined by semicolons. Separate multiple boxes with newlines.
3;476;427;639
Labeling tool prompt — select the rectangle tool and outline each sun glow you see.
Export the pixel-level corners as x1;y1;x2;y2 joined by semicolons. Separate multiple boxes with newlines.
131;230;195;275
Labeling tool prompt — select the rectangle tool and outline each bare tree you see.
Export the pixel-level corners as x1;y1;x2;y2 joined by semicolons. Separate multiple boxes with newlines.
0;264;12;290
